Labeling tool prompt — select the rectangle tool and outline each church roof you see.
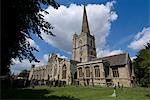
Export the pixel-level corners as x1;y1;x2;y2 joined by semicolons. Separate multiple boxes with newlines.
103;53;129;66
95;53;130;66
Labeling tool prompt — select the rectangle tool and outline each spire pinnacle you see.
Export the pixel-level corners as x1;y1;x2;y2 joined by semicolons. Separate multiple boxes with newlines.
81;5;90;34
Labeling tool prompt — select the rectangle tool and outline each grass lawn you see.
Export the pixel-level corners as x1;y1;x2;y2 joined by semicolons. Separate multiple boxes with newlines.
2;86;150;100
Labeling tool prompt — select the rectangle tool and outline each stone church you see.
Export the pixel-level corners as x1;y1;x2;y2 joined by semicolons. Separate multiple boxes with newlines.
29;6;135;87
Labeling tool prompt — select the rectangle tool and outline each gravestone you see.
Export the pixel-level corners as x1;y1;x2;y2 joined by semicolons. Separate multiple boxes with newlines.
111;85;117;97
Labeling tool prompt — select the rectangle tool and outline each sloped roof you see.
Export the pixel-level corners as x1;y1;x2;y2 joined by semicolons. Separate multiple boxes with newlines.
102;53;127;66
95;53;129;66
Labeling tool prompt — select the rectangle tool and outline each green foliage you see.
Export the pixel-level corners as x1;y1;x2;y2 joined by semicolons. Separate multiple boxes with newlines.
1;0;59;75
18;70;29;78
133;41;150;87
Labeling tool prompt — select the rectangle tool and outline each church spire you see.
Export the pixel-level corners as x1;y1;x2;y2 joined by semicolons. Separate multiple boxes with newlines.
81;5;90;34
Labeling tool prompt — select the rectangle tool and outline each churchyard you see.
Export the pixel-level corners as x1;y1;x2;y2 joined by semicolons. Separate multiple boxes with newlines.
2;86;150;100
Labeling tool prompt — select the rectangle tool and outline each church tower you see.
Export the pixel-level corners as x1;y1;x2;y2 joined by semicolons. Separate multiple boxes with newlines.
72;6;97;62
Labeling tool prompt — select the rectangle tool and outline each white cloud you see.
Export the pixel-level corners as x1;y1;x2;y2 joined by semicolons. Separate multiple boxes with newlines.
11;53;68;74
11;54;48;74
11;38;40;74
11;59;34;74
106;0;116;9
43;54;49;63
131;56;137;61
128;27;150;50
97;49;124;57
56;53;68;59
26;38;40;50
11;1;120;74
41;1;118;54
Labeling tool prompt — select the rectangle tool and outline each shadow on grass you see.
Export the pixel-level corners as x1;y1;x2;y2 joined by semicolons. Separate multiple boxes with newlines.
2;88;79;100
145;94;150;97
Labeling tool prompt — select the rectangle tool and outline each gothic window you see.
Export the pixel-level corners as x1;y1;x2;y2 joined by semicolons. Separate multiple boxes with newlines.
39;73;41;80
85;67;90;77
79;40;82;46
32;74;36;79
90;40;93;47
112;67;119;77
104;64;109;77
94;66;100;77
48;75;50;80
62;64;67;79
79;40;83;60
74;72;77;79
80;47;83;56
80;58;82;62
91;51;93;55
78;67;82;77
54;64;57;76
42;69;44;79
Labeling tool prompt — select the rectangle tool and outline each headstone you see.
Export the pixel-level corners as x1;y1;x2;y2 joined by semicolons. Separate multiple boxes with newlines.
111;85;117;97
111;89;117;97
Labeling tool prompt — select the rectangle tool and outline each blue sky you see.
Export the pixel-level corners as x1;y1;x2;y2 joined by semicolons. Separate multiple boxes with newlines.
108;0;149;55
11;0;150;74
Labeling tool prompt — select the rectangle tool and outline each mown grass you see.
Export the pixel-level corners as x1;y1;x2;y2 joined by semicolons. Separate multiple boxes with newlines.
2;86;150;100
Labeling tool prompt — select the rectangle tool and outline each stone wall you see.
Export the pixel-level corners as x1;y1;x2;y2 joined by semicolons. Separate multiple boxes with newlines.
77;59;106;86
72;33;96;62
28;54;78;85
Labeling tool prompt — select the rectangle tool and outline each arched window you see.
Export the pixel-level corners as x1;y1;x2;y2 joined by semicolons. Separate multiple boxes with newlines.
79;39;82;46
42;69;45;79
90;40;93;47
54;64;57;76
112;67;119;77
48;75;50;80
85;67;90;77
39;73;41;80
74;72;77;79
80;47;83;56
91;51;93;55
78;67;82;77
80;58;82;62
62;64;67;79
94;66;100;77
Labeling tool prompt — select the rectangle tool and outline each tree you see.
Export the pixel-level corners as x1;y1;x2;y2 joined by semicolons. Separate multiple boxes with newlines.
1;0;59;76
18;70;29;79
133;41;150;87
